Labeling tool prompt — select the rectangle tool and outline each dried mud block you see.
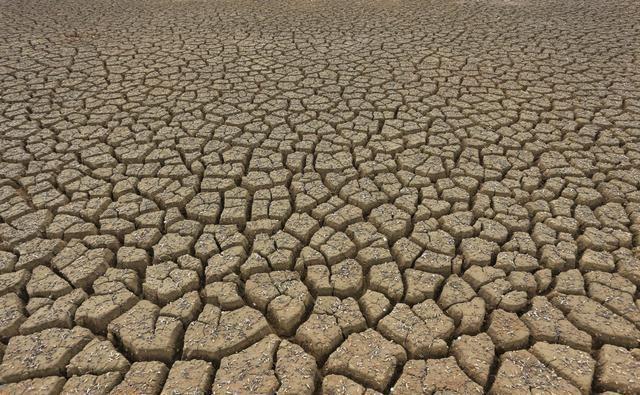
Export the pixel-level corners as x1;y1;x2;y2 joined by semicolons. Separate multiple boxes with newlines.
66;338;130;376
331;259;365;298
14;238;63;272
393;357;483;395
321;374;382;395
19;288;86;335
61;372;122;395
451;333;495;387
358;290;391;327
296;296;366;362
551;294;640;348
0;269;30;297
447;296;486;336
367;261;403;302
153;233;195;264
377;300;453;358
369;203;411;243
438;274;476;310
75;268;139;335
159;290;202;326
26;265;71;299
0;376;66;395
596;345;640;394
530;342;595;395
245;271;312;336
0;293;26;339
110;361;168;395
107;300;183;363
183;305;271;362
212;335;316;394
487;309;529;353
521;296;592;352
0;326;93;383
143;262;199;306
50;240;113;289
161;360;213;395
490;350;581;395
324;329;406;392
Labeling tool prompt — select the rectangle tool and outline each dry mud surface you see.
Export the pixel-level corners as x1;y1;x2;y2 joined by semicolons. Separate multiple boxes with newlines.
0;0;640;393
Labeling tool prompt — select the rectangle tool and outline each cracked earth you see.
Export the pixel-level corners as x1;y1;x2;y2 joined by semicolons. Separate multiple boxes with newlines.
0;0;639;393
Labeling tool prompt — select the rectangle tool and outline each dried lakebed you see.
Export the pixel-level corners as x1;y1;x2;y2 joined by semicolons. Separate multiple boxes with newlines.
0;0;640;393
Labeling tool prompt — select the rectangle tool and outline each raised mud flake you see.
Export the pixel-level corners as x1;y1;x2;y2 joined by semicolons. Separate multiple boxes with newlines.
0;326;93;383
391;237;422;271
219;187;249;226
479;278;528;313
368;203;411;243
75;268;139;335
580;249;616;272
26;265;72;299
460;237;500;268
438;274;476;310
596;345;640;394
521;296;592;352
393;357;483;395
551;293;640;348
244;270;312;336
339;177;389;214
182;305;271;362
185;192;221;224
153;233;195;264
412;249;453;276
327;259;363;298
0;250;17;274
0;292;26;339
377;299;454;359
367;261;403;302
50;240;114;289
323;328;407;392
137;177;195;210
312;228;357;266
107;300;183;363
403;268;444;304
159;290;203;325
116;246;150;274
462;266;506;291
143;262;199;306
61;372;122;395
321;374;383;395
110;361;168;395
494;251;540;273
19;288;87;335
0;376;66;395
14;237;64;271
295;296;366;362
124;227;162;250
530;342;595;395
275;338;318;394
66;338;130;378
325;204;364;232
450;333;496;388
487;309;530;353
211;335;316;395
284;212;321;244
161;359;214;395
447;296;487;336
202;281;243;310
490;350;581;395
591;288;640;332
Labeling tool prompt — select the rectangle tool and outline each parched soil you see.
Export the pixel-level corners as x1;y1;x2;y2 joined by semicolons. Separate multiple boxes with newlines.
0;0;640;393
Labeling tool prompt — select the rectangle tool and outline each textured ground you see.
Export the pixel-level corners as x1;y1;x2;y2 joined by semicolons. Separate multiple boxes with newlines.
0;0;639;393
